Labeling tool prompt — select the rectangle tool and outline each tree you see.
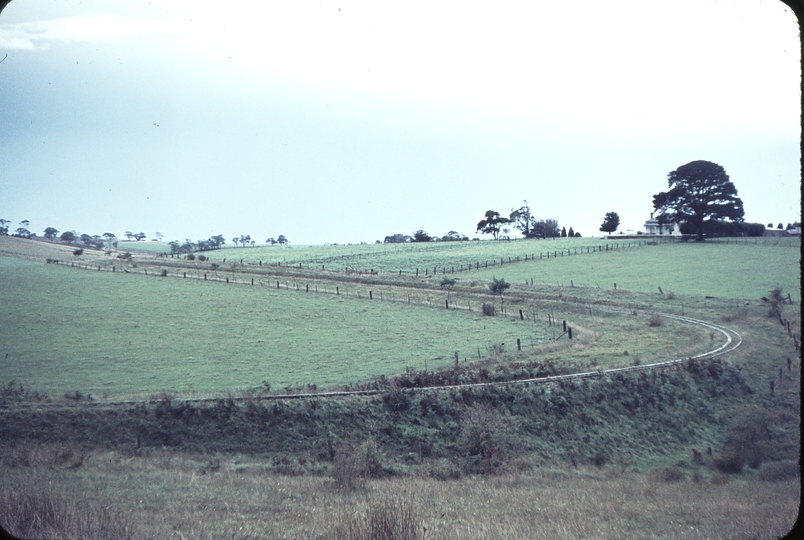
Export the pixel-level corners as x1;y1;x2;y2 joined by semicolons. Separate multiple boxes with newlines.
530;219;560;238
43;227;59;240
488;276;510;312
441;231;467;242
476;210;510;240
14;227;31;238
560;226;567;238
232;236;239;247
60;231;77;243
384;233;411;243
599;212;620;233
412;229;432;242
0;219;10;235
102;232;117;248
653;160;744;242
568;226;574;238
509;201;535;238
266;237;277;245
124;231;134;241
277;235;288;245
155;231;164;242
777;223;783;230
211;235;226;248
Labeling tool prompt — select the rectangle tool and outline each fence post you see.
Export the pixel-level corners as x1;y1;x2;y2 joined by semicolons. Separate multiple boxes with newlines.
445;300;449;309
519;309;524;320
568;327;572;340
517;338;521;351
369;290;373;299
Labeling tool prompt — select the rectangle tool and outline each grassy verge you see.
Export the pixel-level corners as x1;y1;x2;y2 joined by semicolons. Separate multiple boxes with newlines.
1;455;798;540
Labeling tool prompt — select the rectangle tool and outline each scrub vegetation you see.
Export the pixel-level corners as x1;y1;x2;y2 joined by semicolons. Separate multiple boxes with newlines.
0;233;799;539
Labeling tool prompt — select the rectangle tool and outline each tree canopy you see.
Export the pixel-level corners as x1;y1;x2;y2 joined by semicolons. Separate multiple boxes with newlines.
599;212;620;233
653;160;744;241
476;210;511;240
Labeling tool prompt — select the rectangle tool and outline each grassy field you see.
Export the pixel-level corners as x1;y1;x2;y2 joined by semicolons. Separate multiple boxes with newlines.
1;453;799;540
0;252;730;400
0;234;799;539
0;255;559;399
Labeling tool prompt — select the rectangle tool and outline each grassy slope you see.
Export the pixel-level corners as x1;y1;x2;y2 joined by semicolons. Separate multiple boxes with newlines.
0;234;800;537
0;256;554;398
470;239;801;300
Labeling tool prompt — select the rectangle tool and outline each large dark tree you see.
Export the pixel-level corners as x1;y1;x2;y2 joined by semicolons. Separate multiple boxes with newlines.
599;212;620;233
653;160;744;242
476;210;510;240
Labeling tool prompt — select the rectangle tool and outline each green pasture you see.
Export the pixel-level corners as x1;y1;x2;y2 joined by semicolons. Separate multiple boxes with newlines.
468;240;801;301
0;257;548;399
193;237;642;274
116;240;171;253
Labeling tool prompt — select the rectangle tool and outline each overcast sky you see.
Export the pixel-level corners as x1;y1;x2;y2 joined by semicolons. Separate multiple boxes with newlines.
0;0;800;245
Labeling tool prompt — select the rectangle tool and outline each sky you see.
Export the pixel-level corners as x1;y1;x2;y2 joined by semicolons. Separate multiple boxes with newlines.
0;0;800;245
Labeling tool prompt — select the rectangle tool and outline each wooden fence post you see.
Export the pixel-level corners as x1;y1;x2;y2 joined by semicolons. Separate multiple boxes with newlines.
519;309;524;320
517;338;521;351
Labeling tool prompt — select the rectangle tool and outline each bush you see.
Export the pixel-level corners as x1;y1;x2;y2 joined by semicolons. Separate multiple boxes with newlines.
648;314;663;327
649;466;685;483
72;248;83;256
332;439;385;490
758;461;800;482
197;255;207;261
186;253;195;260
482;303;496;316
331;498;423;540
456;406;519;474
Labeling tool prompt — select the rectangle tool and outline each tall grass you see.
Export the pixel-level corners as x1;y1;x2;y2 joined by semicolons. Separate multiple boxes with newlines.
1;455;798;540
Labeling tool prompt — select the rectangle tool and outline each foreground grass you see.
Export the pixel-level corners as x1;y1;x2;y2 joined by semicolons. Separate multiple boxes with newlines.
1;452;798;540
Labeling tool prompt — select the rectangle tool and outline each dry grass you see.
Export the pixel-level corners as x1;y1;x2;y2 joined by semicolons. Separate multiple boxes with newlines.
1;451;799;540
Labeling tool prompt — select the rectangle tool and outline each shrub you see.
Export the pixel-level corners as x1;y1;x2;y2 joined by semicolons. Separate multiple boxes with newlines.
482;303;496;316
72;248;83;256
186;253;195;260
758;461;800;482
456;406;519;474
331;498;423;540
332;439;385;490
719;408;773;471
648;314;663;327
197;255;207;261
650;466;685;483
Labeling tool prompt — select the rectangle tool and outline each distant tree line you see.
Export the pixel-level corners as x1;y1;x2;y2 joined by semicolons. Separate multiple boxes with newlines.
168;235;226;254
477;201;576;240
383;230;470;244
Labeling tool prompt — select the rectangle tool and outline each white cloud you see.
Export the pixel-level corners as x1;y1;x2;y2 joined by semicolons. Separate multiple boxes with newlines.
0;15;182;50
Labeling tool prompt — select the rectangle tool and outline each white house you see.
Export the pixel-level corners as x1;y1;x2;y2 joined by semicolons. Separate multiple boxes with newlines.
643;213;681;235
